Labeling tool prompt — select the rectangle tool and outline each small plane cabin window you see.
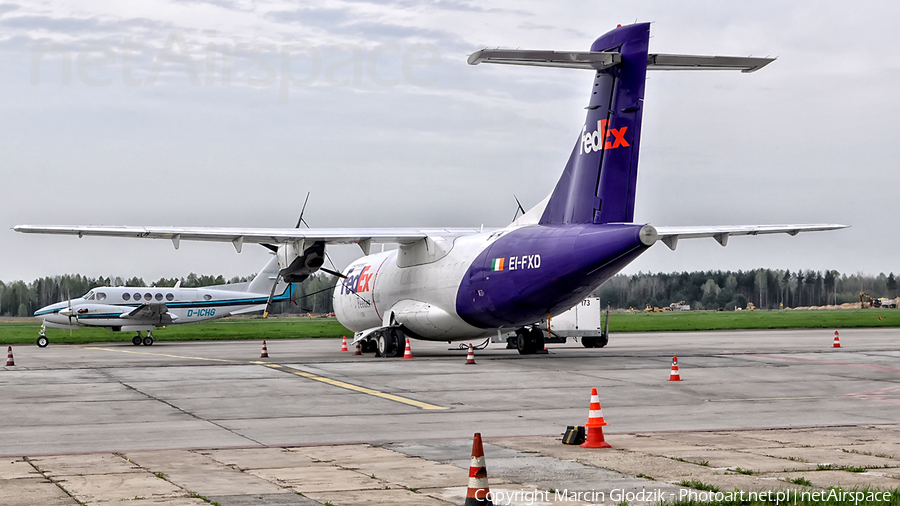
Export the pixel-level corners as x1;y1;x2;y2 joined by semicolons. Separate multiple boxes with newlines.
166;293;174;301
96;292;106;301
133;293;141;301
155;293;163;301
122;293;131;301
203;294;212;301
144;293;152;301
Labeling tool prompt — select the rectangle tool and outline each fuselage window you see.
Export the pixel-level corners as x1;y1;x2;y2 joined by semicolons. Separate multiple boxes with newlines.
166;293;174;301
122;293;131;301
144;293;152;301
155;293;163;301
133;293;141;301
96;292;106;301
203;294;212;301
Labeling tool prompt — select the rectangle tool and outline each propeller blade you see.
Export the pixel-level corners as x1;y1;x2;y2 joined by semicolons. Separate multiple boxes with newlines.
263;273;281;319
295;192;311;229
320;267;347;279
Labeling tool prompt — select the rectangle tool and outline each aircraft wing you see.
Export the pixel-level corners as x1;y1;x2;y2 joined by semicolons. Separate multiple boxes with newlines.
13;225;485;254
653;224;849;250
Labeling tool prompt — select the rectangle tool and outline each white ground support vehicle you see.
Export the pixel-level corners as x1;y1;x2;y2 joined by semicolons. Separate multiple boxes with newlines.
492;297;610;352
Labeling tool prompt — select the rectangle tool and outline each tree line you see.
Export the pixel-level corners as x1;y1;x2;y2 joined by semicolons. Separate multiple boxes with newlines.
4;267;897;317
0;271;339;317
592;269;899;310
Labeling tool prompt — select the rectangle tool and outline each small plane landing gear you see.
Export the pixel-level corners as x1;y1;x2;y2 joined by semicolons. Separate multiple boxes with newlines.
37;325;49;348
132;332;143;346
143;332;154;346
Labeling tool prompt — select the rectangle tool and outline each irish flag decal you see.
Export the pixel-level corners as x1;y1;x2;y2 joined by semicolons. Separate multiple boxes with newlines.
491;258;505;271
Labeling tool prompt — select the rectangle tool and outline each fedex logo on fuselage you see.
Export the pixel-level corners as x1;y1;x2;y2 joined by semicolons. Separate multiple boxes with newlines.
341;265;374;295
582;119;629;154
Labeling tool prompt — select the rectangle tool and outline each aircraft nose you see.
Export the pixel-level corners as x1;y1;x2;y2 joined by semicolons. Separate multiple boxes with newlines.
35;301;64;316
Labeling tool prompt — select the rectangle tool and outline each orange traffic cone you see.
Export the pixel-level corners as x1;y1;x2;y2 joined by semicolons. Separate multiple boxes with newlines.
402;338;414;359
580;388;611;448
6;346;14;367
668;356;681;381
354;342;362;355
341;336;349;352
833;331;842;348
466;344;476;365
465;433;492;506
260;341;269;358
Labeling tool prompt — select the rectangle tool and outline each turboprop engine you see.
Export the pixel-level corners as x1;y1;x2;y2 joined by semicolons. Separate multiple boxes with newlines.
276;240;326;283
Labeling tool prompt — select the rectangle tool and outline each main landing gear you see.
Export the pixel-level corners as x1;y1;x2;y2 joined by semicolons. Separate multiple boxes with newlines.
132;331;154;346
515;327;545;355
374;328;404;358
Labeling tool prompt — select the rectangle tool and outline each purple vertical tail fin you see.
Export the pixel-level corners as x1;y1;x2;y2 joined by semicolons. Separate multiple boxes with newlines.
539;23;650;225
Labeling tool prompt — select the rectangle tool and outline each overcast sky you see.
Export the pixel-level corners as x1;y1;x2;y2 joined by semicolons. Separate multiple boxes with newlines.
1;1;898;284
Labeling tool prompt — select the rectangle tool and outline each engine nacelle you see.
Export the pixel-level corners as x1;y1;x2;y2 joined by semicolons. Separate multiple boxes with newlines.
276;241;326;283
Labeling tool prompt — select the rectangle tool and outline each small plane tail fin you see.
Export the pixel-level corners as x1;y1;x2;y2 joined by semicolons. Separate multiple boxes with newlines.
247;255;283;294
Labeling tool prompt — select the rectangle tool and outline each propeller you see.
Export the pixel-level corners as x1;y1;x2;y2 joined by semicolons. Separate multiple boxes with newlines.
261;194;352;318
511;195;526;222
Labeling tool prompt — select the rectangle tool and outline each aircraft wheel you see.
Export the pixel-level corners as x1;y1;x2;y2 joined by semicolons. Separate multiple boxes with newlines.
132;336;142;346
530;327;545;352
581;336;596;348
387;328;404;358
37;336;49;348
516;329;535;355
595;334;609;348
375;333;387;357
143;336;154;346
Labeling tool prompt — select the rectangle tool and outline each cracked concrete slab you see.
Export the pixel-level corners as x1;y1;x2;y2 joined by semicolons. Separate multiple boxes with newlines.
0;477;76;506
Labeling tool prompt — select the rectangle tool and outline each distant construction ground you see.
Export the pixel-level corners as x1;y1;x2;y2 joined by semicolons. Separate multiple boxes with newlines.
2;329;899;505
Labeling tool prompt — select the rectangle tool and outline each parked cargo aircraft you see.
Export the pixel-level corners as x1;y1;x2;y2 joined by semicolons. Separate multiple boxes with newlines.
32;256;290;347
16;24;845;356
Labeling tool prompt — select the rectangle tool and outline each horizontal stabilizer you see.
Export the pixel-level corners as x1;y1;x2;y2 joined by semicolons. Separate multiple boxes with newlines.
468;49;773;73
648;54;774;73
467;49;621;70
654;224;848;251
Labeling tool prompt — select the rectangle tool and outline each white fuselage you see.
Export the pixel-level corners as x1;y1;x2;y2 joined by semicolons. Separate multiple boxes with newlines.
333;231;499;341
36;286;271;332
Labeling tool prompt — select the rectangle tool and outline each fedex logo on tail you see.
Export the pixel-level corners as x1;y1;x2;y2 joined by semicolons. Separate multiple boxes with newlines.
582;119;629;154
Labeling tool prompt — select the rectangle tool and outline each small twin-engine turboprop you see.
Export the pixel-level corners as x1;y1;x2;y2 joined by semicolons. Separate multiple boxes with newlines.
33;256;290;347
17;24;846;355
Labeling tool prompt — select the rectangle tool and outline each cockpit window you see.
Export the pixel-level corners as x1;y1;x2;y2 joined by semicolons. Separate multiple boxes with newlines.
83;290;94;300
96;292;106;301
